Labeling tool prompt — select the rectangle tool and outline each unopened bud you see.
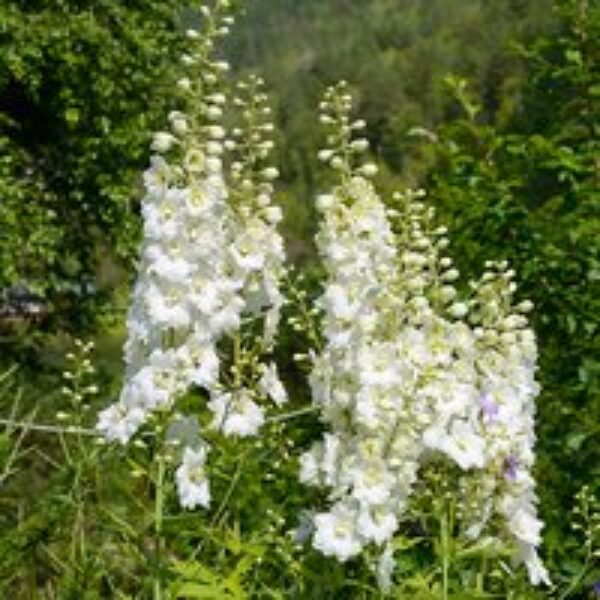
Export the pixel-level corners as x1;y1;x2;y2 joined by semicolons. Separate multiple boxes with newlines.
448;302;469;319
318;149;335;162
359;163;378;177
151;132;177;153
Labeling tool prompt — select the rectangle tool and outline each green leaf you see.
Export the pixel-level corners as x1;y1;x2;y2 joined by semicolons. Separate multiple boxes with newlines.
565;49;582;65
65;107;80;126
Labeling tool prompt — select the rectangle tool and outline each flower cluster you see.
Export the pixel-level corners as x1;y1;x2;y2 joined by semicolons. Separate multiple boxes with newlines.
458;264;549;584
301;84;424;561
300;83;548;586
97;2;287;510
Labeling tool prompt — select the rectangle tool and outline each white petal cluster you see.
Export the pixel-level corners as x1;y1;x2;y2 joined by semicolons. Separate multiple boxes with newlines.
459;265;550;584
176;445;211;510
97;9;287;511
302;86;425;562
302;84;547;586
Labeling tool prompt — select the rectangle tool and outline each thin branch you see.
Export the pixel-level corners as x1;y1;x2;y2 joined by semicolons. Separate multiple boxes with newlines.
0;418;99;437
266;405;318;424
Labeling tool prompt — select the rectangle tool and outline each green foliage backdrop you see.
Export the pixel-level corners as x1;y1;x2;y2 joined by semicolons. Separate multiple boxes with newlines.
0;0;191;331
0;0;598;597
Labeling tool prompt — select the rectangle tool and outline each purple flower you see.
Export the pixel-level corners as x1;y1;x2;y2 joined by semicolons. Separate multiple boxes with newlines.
593;580;600;596
504;455;518;481
480;392;499;422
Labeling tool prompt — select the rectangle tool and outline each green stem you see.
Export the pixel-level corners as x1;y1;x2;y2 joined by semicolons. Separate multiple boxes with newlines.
154;453;165;600
558;559;590;600
266;405;319;424
233;333;242;388
441;505;450;600
211;453;245;528
476;558;485;594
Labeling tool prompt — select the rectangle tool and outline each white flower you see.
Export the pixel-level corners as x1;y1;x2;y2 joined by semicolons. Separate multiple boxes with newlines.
313;502;362;562
148;251;192;284
177;77;192;92
184;183;217;215
122;365;172;411
258;362;288;406
145;284;191;329
176;446;211;509
351;460;394;505
230;235;265;273
321;433;342;487
209;389;265;437
189;277;222;315
189;343;220;389
206;125;226;139
356;504;398;544
357;343;400;390
303;92;547;584
169;112;189;135
209;294;245;334
299;445;323;486
321;284;360;321
501;501;544;547
424;420;485;470
96;403;146;444
184;148;206;174
142;198;181;242
316;194;335;211
143;156;172;196
518;543;551;586
263;205;283;224
359;163;378;177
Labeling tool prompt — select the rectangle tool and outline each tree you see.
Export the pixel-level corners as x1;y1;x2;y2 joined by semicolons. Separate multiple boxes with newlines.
0;0;193;336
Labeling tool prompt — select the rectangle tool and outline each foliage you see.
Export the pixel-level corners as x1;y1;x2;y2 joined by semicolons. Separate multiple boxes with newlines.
225;0;556;251
414;0;600;589
0;0;192;333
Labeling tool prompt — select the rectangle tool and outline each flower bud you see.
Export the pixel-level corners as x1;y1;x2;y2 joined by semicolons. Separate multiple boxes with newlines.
206;105;223;121
439;286;457;304
441;269;460;282
205;156;222;173
448;302;469;318
151;132;177;153
264;206;283;224
330;157;345;170
206;141;223;156
177;77;192;92
351;139;369;152
316;194;335;211
318;149;335;162
206;126;226;139
517;300;534;313
359;163;378;177
214;61;230;72
184;149;205;173
261;167;279;181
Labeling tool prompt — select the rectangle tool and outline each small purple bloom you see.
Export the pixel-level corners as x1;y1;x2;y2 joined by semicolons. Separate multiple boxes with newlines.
504;455;518;481
480;393;499;422
593;580;600;596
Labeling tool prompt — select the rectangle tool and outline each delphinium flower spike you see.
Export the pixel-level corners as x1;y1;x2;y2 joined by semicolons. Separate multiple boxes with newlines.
301;83;423;561
300;83;548;588
97;1;288;510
